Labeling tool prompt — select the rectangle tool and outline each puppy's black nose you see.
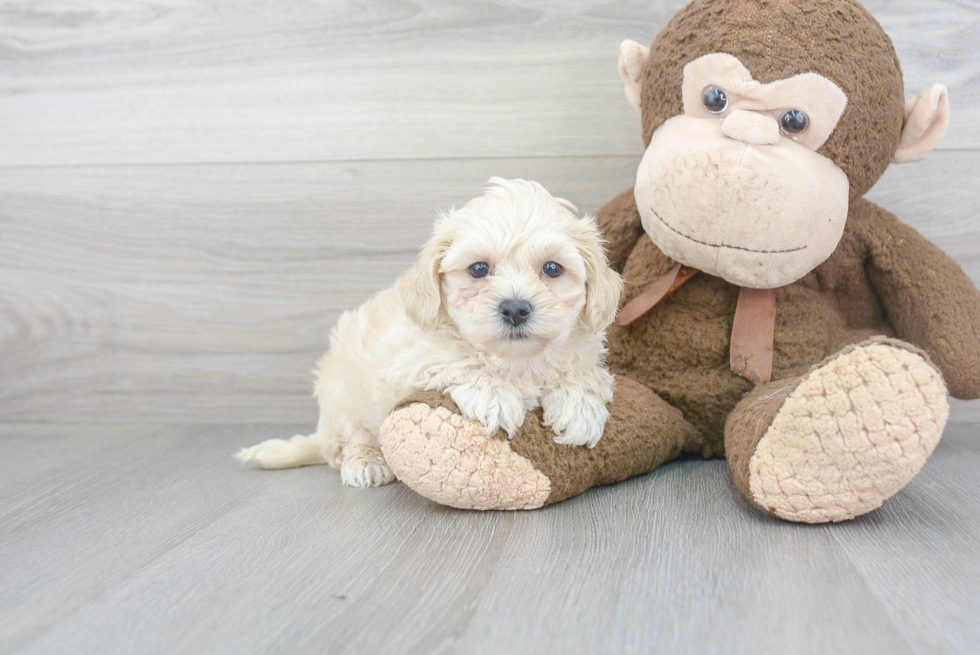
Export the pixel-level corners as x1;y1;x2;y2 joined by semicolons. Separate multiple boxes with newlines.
500;299;532;327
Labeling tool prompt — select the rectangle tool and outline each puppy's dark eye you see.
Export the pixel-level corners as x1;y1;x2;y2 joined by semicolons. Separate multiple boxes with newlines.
702;86;729;114
780;110;809;135
542;262;564;278
468;262;491;278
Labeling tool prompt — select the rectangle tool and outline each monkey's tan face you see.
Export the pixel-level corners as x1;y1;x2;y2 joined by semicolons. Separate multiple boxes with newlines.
635;53;851;289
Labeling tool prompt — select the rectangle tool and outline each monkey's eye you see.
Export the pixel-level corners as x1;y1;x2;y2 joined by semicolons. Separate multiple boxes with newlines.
780;110;810;135
468;262;491;278
542;262;564;278
702;86;729;114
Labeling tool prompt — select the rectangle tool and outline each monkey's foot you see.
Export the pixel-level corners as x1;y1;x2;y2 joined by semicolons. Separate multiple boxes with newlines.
734;339;948;523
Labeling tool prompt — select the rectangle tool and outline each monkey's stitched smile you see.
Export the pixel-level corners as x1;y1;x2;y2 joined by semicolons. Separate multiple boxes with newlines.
650;208;808;254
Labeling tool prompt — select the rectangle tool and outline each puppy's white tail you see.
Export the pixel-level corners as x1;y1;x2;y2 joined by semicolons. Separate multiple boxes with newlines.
236;434;326;469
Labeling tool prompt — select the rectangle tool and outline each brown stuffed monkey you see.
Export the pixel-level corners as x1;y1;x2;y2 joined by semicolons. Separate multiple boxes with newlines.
379;0;980;523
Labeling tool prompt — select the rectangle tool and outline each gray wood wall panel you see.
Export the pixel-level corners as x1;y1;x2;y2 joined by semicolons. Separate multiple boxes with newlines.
1;0;978;425
0;0;977;166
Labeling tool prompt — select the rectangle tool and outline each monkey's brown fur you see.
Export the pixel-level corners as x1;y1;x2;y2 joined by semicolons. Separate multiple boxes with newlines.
380;0;980;520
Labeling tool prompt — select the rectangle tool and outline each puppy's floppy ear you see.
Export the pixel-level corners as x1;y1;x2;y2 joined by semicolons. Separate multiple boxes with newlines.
576;216;624;334
400;221;451;330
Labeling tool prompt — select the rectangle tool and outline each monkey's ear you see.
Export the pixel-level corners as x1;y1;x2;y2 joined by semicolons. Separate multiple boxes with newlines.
618;40;650;113
892;84;951;164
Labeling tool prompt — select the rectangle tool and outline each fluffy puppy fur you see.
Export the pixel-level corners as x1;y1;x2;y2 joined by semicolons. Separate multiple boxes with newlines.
237;178;624;487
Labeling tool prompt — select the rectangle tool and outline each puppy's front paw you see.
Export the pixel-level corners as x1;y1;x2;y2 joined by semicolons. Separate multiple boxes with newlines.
542;388;610;448
340;444;396;488
450;381;527;438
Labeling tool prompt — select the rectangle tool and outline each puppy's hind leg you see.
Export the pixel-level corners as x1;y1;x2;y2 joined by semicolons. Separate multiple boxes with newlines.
236;433;328;470
237;367;345;470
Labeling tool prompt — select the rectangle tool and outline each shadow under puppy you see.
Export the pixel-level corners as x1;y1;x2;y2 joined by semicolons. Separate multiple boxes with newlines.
237;178;624;487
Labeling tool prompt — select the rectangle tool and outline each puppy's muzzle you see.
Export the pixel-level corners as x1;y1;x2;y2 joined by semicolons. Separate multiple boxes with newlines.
499;299;532;328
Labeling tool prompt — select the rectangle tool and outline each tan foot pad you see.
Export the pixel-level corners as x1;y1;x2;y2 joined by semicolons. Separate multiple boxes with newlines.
750;343;949;523
380;403;552;511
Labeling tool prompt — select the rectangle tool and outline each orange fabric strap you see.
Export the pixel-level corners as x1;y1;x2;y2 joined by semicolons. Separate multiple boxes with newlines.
613;265;698;328
730;287;776;386
613;266;776;386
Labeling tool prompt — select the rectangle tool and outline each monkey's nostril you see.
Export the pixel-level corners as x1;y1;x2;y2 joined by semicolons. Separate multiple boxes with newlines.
500;299;532;327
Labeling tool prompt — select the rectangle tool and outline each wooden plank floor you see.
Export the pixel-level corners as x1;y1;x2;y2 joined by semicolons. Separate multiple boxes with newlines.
1;422;978;655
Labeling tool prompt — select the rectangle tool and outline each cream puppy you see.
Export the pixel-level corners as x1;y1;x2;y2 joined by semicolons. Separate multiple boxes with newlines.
236;178;623;487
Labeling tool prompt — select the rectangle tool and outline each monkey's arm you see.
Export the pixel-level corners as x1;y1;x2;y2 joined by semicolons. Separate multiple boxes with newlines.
858;199;980;399
596;188;644;273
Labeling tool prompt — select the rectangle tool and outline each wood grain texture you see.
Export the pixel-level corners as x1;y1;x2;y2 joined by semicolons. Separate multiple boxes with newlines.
2;152;979;424
0;0;978;425
829;424;980;655
2;4;977;653
1;422;978;654
0;156;635;422
0;0;977;166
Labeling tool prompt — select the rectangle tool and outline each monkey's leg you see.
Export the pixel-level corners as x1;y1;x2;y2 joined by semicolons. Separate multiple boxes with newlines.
379;377;701;510
726;338;948;524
